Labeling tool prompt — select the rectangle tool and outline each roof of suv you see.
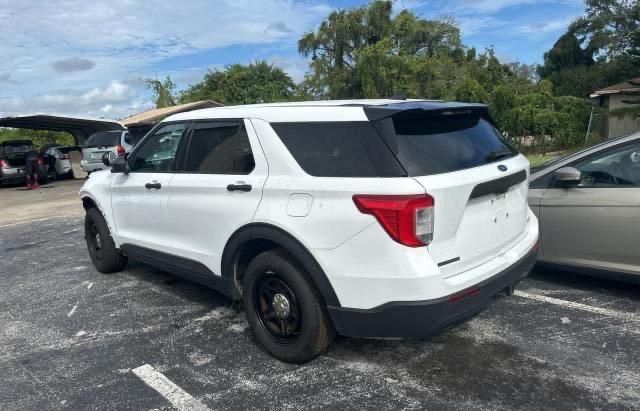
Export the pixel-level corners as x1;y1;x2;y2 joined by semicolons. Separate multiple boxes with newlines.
165;99;488;123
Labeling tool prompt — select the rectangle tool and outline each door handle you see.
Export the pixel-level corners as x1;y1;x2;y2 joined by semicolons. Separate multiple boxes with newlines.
145;182;162;190
227;183;252;192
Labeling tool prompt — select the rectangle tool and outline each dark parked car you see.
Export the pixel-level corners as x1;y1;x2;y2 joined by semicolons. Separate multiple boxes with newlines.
0;139;54;186
0;140;31;185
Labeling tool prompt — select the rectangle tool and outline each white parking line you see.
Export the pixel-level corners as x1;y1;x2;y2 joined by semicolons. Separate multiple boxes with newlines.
131;364;210;411
67;305;78;317
514;290;639;323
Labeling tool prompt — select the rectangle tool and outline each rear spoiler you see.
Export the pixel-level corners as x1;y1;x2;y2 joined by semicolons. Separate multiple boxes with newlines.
363;101;491;122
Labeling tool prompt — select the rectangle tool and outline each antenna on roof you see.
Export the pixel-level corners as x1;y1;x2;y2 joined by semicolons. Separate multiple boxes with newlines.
390;91;407;100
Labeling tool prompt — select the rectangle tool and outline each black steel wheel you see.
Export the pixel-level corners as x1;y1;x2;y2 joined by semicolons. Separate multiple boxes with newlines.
87;221;104;261
243;249;335;363
84;208;127;273
254;273;301;345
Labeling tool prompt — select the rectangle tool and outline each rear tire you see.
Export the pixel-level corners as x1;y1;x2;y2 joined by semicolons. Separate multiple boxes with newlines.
243;249;335;363
84;208;127;273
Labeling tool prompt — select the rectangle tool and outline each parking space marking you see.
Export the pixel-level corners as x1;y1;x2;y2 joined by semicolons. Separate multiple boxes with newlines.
131;364;210;411
515;290;638;322
67;305;78;317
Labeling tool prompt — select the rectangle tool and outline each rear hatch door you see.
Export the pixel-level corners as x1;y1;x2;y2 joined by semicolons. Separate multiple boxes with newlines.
373;107;530;274
1;141;32;167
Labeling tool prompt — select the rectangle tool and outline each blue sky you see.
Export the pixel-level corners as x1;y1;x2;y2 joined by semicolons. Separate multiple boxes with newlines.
0;0;586;119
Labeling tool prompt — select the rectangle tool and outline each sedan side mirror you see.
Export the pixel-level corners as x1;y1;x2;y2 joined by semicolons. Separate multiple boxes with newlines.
554;166;581;188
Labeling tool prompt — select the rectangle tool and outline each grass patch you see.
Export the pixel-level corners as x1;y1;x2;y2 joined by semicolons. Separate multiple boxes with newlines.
526;154;558;168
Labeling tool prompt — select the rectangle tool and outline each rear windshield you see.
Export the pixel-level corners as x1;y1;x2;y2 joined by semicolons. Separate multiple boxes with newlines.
1;142;32;154
84;131;121;148
375;111;517;176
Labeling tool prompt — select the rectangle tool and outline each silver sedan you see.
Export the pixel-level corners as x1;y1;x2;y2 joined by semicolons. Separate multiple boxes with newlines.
528;132;640;282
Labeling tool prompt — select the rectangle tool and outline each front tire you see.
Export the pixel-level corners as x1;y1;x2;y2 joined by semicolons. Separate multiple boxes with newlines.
243;249;335;363
84;208;127;273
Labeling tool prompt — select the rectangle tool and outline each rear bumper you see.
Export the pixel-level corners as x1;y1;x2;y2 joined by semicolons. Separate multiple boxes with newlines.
80;160;107;172
0;168;26;181
327;247;537;338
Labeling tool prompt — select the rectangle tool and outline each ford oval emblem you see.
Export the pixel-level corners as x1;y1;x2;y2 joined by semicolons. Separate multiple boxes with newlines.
498;164;508;172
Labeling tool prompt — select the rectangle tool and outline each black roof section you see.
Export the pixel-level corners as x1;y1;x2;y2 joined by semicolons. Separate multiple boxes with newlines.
362;101;490;121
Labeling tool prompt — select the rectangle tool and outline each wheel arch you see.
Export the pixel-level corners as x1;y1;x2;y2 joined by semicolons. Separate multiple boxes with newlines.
81;194;98;211
80;193;116;235
221;223;341;307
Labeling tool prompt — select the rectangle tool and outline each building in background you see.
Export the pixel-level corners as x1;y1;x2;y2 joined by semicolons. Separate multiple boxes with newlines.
121;100;223;142
591;78;640;139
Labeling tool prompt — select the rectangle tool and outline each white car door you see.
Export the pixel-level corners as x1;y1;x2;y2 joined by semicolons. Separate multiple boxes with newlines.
110;122;189;253
167;119;267;275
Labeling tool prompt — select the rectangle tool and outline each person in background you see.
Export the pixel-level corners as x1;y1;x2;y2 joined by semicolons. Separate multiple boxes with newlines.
24;149;40;189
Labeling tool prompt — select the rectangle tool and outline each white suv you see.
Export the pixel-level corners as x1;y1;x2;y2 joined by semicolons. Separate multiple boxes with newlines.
81;130;133;173
80;100;539;363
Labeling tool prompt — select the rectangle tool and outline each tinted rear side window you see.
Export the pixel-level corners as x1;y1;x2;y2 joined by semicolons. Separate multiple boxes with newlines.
84;131;121;148
374;111;516;176
183;121;255;174
271;122;377;177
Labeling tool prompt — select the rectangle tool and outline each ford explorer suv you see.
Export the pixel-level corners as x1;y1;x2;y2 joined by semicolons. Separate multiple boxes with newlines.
81;130;133;173
80;100;539;363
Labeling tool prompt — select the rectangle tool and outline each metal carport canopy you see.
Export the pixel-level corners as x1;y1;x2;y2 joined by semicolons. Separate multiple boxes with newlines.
0;114;126;145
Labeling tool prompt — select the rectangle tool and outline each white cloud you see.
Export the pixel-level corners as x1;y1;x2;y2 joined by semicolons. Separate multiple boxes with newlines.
0;0;331;118
455;16;507;35
0;80;146;119
515;17;576;34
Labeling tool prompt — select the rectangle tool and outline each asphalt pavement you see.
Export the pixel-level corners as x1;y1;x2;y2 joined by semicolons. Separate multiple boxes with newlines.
1;209;639;409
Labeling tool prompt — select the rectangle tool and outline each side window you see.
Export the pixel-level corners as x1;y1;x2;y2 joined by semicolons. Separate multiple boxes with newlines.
573;142;640;187
123;132;132;145
271;122;378;177
183;121;255;174
130;123;186;172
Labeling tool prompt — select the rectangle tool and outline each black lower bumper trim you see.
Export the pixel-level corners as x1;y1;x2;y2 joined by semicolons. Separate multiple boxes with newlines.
327;248;537;339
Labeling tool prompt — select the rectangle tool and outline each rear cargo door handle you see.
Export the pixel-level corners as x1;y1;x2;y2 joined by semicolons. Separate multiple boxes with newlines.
227;183;252;192
145;182;162;190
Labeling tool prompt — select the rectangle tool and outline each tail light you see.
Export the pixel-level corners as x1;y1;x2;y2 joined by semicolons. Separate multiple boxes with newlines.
353;194;434;247
0;159;9;169
116;144;126;156
59;154;70;160
37;157;44;165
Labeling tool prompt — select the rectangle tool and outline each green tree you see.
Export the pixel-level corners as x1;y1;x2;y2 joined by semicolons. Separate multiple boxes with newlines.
571;0;640;61
454;79;488;103
180;61;296;105
0;128;74;147
298;1;463;98
145;76;177;108
538;31;594;79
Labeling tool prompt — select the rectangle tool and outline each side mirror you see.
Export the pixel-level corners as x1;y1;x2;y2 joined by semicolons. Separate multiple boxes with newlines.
110;156;129;174
554;166;581;188
101;151;117;167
